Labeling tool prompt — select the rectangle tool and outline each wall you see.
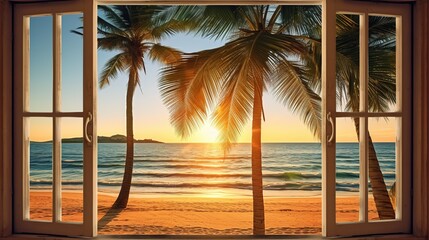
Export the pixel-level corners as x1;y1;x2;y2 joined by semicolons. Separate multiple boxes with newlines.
1;0;13;237
0;0;4;235
413;0;429;238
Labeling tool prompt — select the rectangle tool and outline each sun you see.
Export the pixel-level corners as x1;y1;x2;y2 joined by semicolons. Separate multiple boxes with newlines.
202;124;220;143
194;123;220;143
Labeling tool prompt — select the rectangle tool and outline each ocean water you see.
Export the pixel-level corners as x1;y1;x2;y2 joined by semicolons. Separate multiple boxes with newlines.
29;143;396;197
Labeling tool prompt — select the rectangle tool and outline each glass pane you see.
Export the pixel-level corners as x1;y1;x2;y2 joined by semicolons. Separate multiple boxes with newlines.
61;13;83;112
335;118;360;223
28;117;53;221
368;117;397;221
368;16;397;113
336;14;360;112
29;16;53;112
61;118;83;222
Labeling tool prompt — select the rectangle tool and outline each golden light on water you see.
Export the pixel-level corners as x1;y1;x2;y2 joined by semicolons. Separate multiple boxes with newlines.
199;190;231;198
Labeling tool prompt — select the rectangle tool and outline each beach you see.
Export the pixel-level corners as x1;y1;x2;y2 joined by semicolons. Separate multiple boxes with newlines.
26;142;393;235
28;191;380;235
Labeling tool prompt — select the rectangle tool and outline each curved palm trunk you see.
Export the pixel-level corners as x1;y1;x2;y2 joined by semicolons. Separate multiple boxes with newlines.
252;86;265;235
112;73;136;209
353;117;395;219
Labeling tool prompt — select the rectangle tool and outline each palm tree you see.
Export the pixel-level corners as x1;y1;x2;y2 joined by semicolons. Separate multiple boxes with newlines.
160;6;397;230
97;5;186;209
159;5;322;235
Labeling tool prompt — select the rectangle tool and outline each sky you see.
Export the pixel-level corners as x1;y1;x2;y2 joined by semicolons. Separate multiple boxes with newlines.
27;9;398;143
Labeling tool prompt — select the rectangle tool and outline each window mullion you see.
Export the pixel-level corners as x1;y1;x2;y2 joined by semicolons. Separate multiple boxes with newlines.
359;13;369;223
322;0;337;236
52;13;62;223
22;16;31;221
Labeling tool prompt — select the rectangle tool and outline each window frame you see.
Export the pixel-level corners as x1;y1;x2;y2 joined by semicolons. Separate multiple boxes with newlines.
11;0;98;237
1;0;428;238
322;0;412;236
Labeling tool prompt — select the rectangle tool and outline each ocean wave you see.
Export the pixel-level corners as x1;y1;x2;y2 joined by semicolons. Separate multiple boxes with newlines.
28;142;396;195
133;155;250;161
30;179;361;192
336;171;395;179
192;156;249;161
281;172;320;180
101;163;232;170
132;159;236;164
97;181;324;191
30;180;82;185
63;159;82;163
131;172;320;180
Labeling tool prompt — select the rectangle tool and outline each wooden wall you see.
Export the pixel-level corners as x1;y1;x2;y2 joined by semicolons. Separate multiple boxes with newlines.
1;0;13;237
414;0;429;238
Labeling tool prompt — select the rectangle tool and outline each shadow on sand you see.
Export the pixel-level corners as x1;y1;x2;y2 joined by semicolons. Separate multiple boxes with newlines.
98;207;124;230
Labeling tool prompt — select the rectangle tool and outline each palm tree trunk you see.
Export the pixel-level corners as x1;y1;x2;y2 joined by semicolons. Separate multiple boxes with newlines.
252;85;265;235
112;72;136;209
353;117;395;219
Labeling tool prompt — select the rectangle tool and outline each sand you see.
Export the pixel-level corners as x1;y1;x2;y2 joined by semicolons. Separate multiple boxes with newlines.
27;191;380;235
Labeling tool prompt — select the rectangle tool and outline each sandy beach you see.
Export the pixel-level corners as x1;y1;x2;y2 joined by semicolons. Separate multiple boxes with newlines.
27;191;381;235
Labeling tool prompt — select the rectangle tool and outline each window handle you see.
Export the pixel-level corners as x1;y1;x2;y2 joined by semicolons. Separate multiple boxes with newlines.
85;112;93;144
327;112;335;143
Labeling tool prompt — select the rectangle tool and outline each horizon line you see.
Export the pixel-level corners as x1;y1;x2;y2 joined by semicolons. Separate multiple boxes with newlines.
31;140;396;144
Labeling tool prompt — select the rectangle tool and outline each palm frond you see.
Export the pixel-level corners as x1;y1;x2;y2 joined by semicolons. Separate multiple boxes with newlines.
369;16;396;39
99;52;128;88
367;46;396;112
211;32;288;149
148;44;182;64
336;14;359;35
159;49;222;138
335;51;359;110
213;57;255;150
98;5;128;30
278;5;321;35
113;6;132;28
97;32;129;51
171;6;246;40
150;19;195;41
97;16;127;36
272;60;322;140
334;15;396;112
70;29;83;36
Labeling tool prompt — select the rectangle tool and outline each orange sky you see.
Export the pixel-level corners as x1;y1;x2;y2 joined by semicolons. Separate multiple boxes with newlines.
29;99;398;143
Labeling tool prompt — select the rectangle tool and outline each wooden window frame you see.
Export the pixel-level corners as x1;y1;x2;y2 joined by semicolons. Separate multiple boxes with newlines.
1;0;428;238
12;1;97;236
322;0;412;236
1;0;98;237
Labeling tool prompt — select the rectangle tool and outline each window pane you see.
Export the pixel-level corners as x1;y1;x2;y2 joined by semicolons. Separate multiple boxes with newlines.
335;118;360;223
368;16;397;113
27;117;53;221
61;13;83;112
367;117;397;221
336;14;360;113
29;16;53;112
61;118;83;223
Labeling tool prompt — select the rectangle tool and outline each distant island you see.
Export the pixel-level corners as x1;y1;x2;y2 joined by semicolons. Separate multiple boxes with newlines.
37;134;164;143
98;134;164;143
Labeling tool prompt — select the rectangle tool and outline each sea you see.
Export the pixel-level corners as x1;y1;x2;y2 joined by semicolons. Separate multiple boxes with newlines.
29;142;396;197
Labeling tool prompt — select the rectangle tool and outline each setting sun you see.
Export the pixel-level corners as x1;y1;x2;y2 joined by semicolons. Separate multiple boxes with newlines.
192;122;220;143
